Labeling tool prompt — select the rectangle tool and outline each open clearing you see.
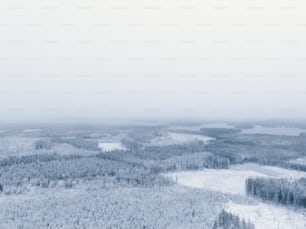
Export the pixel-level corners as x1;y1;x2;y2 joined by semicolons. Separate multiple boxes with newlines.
241;125;305;136
169;123;236;131
226;201;306;229
98;142;126;152
165;163;306;195
166;163;306;228
289;157;306;166
147;132;214;146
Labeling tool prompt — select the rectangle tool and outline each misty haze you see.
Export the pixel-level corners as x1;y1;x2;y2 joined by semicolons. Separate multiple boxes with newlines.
1;0;306;228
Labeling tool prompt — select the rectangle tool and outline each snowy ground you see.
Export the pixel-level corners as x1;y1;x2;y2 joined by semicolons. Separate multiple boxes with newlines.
241;125;305;136
23;129;41;133
166;164;306;228
169;123;236;131
98;142;126;152
226;201;306;229
147;132;214;146
165;163;306;195
0;137;38;158
289;157;306;166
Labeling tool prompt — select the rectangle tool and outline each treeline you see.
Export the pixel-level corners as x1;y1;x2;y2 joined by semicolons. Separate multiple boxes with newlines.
0;153;83;167
212;209;255;229
35;139;52;150
98;150;230;173
149;153;229;172
140;142;208;160
0;155;171;195
242;156;306;173
200;128;241;137
246;177;306;207
51;137;100;151
259;160;306;172
203;137;299;165
0;184;226;229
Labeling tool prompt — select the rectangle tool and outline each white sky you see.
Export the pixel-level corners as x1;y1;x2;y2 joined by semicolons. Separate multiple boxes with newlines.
0;0;306;122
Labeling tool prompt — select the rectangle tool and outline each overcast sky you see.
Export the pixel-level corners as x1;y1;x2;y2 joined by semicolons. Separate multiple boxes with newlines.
0;0;306;123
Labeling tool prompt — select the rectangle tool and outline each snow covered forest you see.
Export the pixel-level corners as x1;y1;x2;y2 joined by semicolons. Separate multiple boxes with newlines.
0;122;306;228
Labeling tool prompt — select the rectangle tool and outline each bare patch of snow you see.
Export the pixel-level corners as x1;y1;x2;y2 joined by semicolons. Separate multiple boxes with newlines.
165;163;306;195
169;123;236;131
148;132;214;146
226;201;306;229
289;157;306;166
23;129;41;133
241;125;305;136
0;137;38;158
98;142;126;152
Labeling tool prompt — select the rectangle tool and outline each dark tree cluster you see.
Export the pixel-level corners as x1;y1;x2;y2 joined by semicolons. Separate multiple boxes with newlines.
0;153;171;194
200;128;241;137
51;137;100;151
212;209;255;229
152;153;230;172
98;150;230;173
34;139;52;150
0;153;82;167
140;142;209;160
246;177;306;207
203;136;299;165
260;160;306;172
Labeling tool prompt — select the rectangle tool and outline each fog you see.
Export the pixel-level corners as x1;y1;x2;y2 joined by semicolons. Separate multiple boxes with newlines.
0;0;306;123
